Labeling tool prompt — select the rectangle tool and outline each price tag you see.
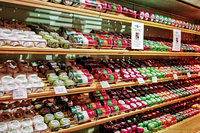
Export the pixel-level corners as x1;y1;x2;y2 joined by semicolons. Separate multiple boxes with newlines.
198;72;200;76
119;50;126;53
131;21;144;50
54;86;67;94
13;89;27;99
172;29;181;51
152;76;158;83
187;72;191;78
100;81;110;88
137;78;145;84
46;55;52;61
173;74;178;79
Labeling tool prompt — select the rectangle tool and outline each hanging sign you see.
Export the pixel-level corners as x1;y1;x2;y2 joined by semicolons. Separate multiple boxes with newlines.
172;29;181;51
131;21;144;50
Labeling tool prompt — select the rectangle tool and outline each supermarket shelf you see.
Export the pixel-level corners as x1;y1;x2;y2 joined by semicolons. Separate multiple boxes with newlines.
0;74;196;103
58;93;200;132
0;0;199;35
158;113;200;133
1;46;200;56
0;86;96;102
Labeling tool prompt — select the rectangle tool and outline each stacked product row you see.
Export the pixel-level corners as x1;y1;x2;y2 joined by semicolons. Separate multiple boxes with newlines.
1;58;200;97
65;78;200;122
1;77;200;133
1;21;200;52
39;0;200;31
100;97;200;133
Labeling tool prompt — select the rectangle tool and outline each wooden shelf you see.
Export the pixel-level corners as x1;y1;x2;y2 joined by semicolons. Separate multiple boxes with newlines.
158;113;200;133
0;46;200;56
0;0;199;35
0;74;196;103
58;93;200;132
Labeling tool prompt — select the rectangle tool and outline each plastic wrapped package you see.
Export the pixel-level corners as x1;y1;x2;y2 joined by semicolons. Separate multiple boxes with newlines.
21;118;33;127
0;84;4;96
7;120;21;130
34;39;47;48
3;83;18;95
14;74;27;84
21;126;34;133
6;37;21;46
0;122;8;133
28;74;41;83
0;36;6;46
20;38;35;47
31;82;45;93
34;122;48;133
33;115;44;125
7;129;21;133
1;75;14;85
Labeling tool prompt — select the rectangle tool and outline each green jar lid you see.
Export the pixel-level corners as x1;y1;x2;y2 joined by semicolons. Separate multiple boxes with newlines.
107;100;113;106
95;109;102;116
70;106;77;114
76;112;84;121
109;74;115;81
117;40;122;47
111;4;117;11
113;105;119;112
102;69;107;74
86;103;92;109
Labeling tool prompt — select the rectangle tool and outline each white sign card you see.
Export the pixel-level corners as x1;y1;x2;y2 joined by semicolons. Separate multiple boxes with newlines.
187;72;191;78
172;29;181;51
173;74;178;79
100;81;110;88
13;89;27;99
137;78;145;84
152;76;158;83
131;21;144;49
54;86;67;94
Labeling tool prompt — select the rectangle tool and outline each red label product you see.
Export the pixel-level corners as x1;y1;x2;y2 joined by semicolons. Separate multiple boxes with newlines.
137;11;145;20
149;13;155;22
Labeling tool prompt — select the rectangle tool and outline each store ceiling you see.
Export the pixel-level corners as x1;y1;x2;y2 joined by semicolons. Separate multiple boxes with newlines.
129;0;200;21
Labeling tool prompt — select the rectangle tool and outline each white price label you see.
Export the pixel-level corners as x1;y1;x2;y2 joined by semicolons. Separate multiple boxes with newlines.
119;50;126;53
54;86;67;94
131;21;144;50
152;76;158;83
46;55;52;61
173;74;178;79
137;78;145;84
13;89;27;99
172;29;181;51
100;81;110;88
198;72;200;76
187;72;191;78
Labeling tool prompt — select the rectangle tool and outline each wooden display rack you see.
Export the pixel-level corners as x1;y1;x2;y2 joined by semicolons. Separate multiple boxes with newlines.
0;0;200;133
57;93;200;132
158;113;200;133
1;46;200;56
0;74;196;103
0;0;199;35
